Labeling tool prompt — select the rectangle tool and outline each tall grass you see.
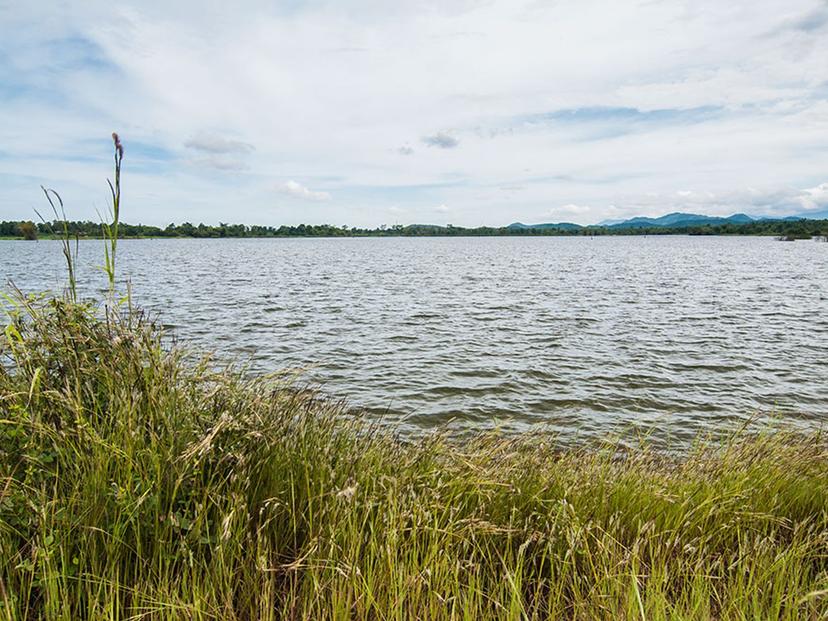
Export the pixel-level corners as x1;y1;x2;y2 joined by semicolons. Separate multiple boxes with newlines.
34;189;78;302
101;133;124;295
0;135;826;619
0;298;826;619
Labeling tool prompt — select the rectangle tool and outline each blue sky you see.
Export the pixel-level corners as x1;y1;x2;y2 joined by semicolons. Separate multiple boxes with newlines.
1;0;827;226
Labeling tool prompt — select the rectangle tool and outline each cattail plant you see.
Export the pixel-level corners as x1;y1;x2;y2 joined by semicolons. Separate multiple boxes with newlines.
102;132;124;294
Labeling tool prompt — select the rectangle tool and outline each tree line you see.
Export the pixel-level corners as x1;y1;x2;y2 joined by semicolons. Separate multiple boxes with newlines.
2;218;827;240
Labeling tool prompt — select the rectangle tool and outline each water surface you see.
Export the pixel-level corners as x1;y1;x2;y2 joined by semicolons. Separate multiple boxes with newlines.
3;236;827;442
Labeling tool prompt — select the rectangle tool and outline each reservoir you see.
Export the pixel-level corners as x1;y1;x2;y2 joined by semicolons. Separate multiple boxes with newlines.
3;235;827;442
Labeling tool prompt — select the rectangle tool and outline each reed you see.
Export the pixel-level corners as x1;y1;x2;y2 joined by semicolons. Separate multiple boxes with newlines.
101;132;124;295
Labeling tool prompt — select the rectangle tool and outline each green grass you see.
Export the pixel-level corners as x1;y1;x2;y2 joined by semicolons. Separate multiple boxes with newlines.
0;296;826;620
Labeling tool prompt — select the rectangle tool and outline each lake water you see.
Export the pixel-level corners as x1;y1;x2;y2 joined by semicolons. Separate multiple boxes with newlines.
3;236;827;442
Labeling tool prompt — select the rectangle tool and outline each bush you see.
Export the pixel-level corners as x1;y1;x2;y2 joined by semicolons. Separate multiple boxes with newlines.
16;221;37;241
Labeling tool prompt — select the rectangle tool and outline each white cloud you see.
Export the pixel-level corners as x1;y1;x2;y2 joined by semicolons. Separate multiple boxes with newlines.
435;204;450;213
278;180;331;201
0;0;827;226
799;183;828;211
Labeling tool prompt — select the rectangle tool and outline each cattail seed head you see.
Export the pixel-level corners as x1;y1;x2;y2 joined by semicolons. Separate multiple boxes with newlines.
112;132;124;158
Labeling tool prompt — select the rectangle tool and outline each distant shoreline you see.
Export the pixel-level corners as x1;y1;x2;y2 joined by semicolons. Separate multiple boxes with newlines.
3;234;828;241
2;218;828;240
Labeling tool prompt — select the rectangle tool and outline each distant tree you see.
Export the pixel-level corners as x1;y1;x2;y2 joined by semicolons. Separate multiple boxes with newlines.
18;221;38;240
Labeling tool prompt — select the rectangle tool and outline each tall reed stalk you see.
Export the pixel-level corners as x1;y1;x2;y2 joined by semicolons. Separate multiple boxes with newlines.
35;188;78;302
102;132;124;295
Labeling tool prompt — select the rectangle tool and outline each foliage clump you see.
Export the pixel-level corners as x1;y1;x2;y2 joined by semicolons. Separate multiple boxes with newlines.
15;222;37;241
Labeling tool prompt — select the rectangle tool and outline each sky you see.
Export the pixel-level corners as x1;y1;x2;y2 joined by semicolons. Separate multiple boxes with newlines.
1;0;827;227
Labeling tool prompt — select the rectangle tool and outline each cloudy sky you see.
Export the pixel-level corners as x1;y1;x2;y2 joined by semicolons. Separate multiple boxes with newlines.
1;0;827;227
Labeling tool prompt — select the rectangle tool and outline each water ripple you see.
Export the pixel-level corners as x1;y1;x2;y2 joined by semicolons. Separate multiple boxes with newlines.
3;235;827;443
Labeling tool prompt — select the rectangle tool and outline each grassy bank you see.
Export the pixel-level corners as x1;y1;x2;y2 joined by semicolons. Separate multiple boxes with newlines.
0;297;826;620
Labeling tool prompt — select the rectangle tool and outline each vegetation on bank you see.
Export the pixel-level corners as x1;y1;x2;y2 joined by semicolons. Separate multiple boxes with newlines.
0;298;826;620
2;217;828;240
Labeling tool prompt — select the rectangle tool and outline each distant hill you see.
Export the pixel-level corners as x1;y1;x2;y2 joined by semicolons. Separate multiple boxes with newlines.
515;211;818;231
509;213;754;230
606;212;759;229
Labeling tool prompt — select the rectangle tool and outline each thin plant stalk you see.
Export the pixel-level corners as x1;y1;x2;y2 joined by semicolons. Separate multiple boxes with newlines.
35;188;79;302
102;132;124;295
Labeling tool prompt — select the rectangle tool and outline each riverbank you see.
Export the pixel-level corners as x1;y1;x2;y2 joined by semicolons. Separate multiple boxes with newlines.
1;298;826;620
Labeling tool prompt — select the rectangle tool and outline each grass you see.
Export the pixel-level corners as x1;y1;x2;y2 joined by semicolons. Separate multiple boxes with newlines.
0;296;826;620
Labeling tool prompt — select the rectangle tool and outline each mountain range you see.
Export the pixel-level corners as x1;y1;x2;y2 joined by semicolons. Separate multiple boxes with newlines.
508;210;828;231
